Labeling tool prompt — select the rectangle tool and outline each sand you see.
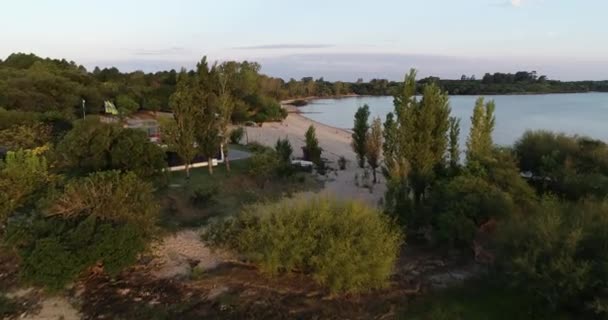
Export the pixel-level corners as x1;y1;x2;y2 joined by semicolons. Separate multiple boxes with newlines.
244;104;386;206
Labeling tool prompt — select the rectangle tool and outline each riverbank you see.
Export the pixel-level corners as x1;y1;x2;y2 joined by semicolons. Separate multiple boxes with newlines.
244;102;386;206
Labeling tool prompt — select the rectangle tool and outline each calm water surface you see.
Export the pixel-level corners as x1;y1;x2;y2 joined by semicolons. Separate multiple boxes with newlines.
298;93;608;146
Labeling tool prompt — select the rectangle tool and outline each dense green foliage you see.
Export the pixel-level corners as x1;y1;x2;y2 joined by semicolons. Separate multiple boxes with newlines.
274;138;293;163
57;117;166;179
514;130;608;200
497;198;608;317
302;125;322;166
5;170;158;290
0;149;52;227
203;196;403;293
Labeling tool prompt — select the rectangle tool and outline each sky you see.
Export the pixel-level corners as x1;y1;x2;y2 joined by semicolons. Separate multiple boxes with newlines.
1;0;607;81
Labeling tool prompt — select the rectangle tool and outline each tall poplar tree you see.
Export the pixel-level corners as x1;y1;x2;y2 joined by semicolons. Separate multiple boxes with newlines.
448;116;461;170
466;97;496;162
217;62;237;172
195;57;221;175
384;69;452;206
163;70;200;178
352;104;370;168
366;117;383;183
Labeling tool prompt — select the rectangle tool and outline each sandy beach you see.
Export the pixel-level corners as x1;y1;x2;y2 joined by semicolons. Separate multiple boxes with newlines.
244;102;386;206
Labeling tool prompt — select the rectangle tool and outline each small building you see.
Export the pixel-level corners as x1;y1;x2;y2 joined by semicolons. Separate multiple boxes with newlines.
100;110;224;171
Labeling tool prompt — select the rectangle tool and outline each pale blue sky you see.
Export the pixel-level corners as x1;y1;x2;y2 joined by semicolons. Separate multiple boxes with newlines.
1;0;607;80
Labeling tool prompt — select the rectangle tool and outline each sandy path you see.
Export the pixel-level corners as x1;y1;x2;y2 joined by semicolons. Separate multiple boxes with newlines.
244;104;386;206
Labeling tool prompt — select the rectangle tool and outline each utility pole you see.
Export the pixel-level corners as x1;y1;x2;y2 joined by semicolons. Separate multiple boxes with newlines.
82;99;86;119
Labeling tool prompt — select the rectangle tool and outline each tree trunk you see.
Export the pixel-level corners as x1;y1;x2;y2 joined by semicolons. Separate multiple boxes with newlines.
225;149;231;172
208;157;214;175
185;163;191;180
372;168;377;183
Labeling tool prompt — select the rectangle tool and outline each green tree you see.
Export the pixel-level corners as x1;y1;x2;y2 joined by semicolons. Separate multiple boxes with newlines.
195;57;221;175
217;62;237;172
302;125;322;166
466;97;495;162
163;70;200;178
57;118;165;179
352;104;370;168
386;69;451;205
448;116;461;170
365;117;382;183
116;94;140;116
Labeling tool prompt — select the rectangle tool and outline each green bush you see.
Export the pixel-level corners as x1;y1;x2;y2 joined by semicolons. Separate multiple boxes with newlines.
229;127;245;144
247;150;280;188
274;138;293;163
190;184;219;207
5;170;157;290
7;215;147;290
496;198;608;316
430;174;516;248
203;196;403;293
302;125;322;166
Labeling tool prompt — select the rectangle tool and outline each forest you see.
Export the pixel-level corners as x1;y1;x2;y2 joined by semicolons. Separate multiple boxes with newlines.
3;53;608;123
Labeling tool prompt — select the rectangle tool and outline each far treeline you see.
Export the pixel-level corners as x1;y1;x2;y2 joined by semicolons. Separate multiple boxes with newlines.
3;53;608;122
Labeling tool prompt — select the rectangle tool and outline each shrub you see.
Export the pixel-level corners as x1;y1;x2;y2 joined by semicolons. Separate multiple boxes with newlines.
430;174;515;248
7;214;147;290
0;149;51;227
496;198;608;316
274;138;293;163
203;196;403;293
302;125;322;166
290;99;308;107
50;170;159;235
229;127;245;145
5;171;156;290
190;184;219;207
247;151;280;188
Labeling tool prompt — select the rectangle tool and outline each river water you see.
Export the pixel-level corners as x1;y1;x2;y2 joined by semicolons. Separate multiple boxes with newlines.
298;93;608;146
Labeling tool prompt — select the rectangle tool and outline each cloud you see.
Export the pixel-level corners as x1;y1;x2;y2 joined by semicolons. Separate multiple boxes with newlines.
232;44;334;50
133;47;186;56
510;0;523;7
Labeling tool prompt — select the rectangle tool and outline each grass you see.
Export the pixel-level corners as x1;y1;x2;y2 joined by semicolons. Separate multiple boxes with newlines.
159;158;322;230
403;278;572;320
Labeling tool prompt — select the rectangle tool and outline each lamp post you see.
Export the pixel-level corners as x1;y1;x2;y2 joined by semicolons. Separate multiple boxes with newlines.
82;99;86;119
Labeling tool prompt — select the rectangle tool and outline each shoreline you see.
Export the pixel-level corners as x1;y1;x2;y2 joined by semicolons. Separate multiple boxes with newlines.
244;99;385;205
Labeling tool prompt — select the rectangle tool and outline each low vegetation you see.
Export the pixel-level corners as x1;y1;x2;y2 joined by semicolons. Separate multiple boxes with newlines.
203;196;403;293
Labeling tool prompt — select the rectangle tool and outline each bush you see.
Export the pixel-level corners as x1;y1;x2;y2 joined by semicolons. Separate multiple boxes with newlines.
4;170;158;290
290;99;308;107
7;215;147;290
302;125;322;166
203;196;403;293
274;138;293;163
496;198;608;316
229;127;244;145
190;184;219;207
430;175;516;248
247;150;280;188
